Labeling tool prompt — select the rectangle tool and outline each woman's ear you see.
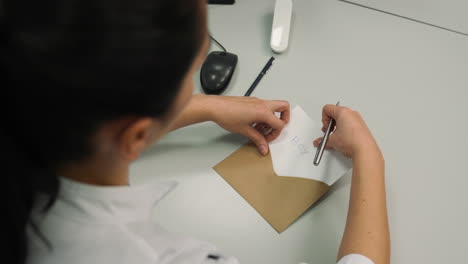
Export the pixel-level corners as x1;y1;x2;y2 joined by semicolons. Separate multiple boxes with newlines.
118;118;158;161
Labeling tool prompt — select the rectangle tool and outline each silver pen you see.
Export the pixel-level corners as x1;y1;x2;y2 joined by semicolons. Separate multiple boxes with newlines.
313;101;340;166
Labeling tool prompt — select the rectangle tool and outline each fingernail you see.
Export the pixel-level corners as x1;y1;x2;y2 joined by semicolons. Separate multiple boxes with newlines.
259;145;268;155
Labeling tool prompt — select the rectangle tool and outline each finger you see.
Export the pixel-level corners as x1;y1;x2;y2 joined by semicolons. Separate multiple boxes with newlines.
322;104;348;132
255;114;284;133
261;124;272;135
326;134;338;149
256;125;266;134
322;104;340;119
321;104;340;127
321;121;338;133
313;137;334;150
265;129;281;142
313;138;322;147
243;127;269;155
280;109;290;124
266;100;290;123
255;123;270;135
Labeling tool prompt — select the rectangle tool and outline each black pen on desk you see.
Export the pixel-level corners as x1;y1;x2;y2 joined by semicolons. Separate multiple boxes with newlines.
244;56;275;96
314;101;340;166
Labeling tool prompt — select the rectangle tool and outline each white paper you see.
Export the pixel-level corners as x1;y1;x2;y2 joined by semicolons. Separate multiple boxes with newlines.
269;105;351;185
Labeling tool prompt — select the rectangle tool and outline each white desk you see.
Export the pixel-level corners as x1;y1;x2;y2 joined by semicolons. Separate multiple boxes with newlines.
130;0;468;263
342;0;468;35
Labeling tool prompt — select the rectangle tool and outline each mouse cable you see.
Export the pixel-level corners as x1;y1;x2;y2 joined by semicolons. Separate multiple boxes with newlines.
209;35;227;52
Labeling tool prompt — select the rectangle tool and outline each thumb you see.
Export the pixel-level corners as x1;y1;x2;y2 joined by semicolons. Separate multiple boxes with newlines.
244;127;269;155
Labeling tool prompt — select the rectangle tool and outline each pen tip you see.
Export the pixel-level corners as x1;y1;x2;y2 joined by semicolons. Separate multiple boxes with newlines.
336;101;340;106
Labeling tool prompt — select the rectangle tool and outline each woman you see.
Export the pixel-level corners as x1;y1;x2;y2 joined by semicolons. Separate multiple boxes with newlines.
3;0;389;263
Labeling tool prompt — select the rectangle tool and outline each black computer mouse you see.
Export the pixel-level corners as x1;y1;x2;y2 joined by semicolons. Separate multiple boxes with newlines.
200;51;238;95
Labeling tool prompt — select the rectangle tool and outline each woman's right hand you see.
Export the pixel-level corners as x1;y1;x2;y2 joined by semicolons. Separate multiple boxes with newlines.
313;104;381;159
319;105;389;264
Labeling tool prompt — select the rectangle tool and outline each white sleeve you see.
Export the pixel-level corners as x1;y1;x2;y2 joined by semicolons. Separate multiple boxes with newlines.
336;254;375;264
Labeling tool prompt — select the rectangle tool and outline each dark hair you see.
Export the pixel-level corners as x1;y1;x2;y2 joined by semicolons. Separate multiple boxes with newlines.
1;0;205;263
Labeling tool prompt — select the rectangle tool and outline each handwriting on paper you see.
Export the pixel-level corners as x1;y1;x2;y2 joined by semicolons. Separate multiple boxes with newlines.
269;105;351;185
290;136;312;155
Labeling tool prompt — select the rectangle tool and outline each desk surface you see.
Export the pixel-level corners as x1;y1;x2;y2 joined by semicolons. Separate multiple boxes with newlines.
343;0;468;35
130;0;468;263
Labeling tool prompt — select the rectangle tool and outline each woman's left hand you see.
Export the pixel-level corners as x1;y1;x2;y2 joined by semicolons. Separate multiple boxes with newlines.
209;96;290;155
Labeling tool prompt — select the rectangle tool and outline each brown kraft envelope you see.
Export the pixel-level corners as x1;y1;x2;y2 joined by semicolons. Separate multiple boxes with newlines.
213;143;330;233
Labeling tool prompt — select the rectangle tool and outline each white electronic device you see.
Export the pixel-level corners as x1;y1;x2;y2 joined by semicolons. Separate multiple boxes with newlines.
270;0;293;53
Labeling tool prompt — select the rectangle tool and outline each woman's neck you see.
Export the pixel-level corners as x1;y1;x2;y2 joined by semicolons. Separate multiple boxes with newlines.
58;158;130;186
